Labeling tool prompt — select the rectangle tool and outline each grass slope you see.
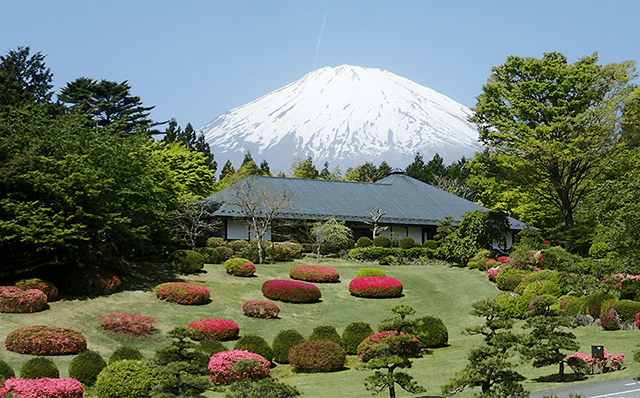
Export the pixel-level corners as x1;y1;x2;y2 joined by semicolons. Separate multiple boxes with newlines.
0;258;638;398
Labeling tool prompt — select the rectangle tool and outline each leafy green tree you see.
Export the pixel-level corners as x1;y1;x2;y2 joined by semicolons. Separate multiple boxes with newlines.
0;46;54;110
310;217;353;260
163;119;217;172
219;160;236;181
292;156;319;179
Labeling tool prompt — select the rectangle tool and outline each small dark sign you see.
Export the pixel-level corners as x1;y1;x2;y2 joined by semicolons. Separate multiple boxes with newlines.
592;345;604;359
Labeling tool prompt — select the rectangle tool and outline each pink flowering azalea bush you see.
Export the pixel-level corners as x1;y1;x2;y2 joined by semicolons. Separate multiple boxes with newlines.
349;276;403;298
567;348;625;374
287;341;346;373
241;300;280;319
5;326;87;355
0;286;48;313
486;267;502;282
155;282;210;305
262;280;321;303
14;279;59;302
99;312;159;338
208;350;270;385
600;311;621;330
0;377;84;398
188;318;239;341
60;267;121;296
224;258;256;277
289;265;340;283
356;330;420;362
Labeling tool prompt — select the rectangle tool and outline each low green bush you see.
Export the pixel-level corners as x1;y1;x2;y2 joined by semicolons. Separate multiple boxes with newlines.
228;240;250;253
266;242;303;262
378;255;397;265
308;325;342;346
541;246;576;270
195;339;229;357
580;292;615;318
377;315;448;348
341;322;374;355
168;250;205;274
493;291;532;319
398;237;417;249
69;350;107;386
0;358;14;383
5;325;87;355
288;341;346;373
423;240;438;249
356;268;387;277
226;378;301;398
558;296;583;317
495;269;529;291
196;247;227;264
272;329;306;364
612;300;640;323
14;278;59;302
20;357;59;379
347;247;402;261
109;346;145;364
60;266;121;296
95;359;159;398
355;237;373;248
206;237;227;248
233;335;273;363
224;258;256;277
373;235;391;248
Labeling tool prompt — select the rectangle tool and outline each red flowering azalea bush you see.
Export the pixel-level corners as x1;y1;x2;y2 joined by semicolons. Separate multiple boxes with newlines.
289;265;340;283
241;300;280;319
208;350;270;385
600;311;621;330
99;312;159;338
188;318;239;341
349;276;403;298
262;280;321;303
0;286;48;313
224;258;256;277
15;279;59;302
155;282;210;305
5;326;87;355
0;377;84;398
60;267;121;296
287;341;346;373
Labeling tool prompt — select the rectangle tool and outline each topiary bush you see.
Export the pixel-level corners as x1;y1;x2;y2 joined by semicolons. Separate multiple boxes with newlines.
109;346;145;364
206;237;227;248
495;269;529;291
99;312;159;338
60;266;121;296
341;322;374;355
208;350;270;385
168;249;205;274
0;378;84;398
398;237;417;249
580;292;615;318
95;359;159;398
224;258;256;277
372;235;391;248
195;247;225;264
356;268;387;278
601;311;621;331
68;350;107;386
612;300;640;324
20;357;59;379
289;265;340;283
355;237;373;248
0;286;48;313
349;276;403;298
155;281;210;305
376;314;449;348
423;240;438;249
195;339;228;358
272;329;306;364
188;318;240;341
558;295;583;317
266;242;303;262
288;341;346;373
242;300;280;319
5;325;87;355
262;280;321;303
0;358;15;384
307;325;342;346
233;335;273;363
14;278;59;302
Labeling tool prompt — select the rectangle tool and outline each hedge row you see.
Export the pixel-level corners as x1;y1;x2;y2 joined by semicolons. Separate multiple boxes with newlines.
348;246;434;262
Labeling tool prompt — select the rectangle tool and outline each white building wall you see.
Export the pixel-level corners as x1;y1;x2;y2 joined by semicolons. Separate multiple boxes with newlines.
408;227;422;243
226;219;271;241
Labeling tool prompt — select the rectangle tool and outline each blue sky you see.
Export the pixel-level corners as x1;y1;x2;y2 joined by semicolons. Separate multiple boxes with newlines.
2;1;639;130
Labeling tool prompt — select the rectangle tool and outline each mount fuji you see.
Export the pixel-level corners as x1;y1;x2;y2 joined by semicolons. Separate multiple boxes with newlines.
198;65;480;175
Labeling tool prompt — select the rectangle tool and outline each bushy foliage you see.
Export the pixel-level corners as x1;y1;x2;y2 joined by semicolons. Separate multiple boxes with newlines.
307;325;342;346
349;276;403;298
224;258;256;277
377;315;449;348
233;335;273;363
208;350;270;385
541;246;576;270
423;239;438;249
558;295;583;317
261;280;321;303
271;329;306;364
357;331;420;362
109;346;145;364
196;246;232;264
493;291;531;319
495;269;529;291
289;265;339;283
0;377;84;398
355;237;373;248
373;235;391;248
0;286;48;313
580;292;615;318
95;359;159;398
241;300;280;319
14;278;59;302
356;268;387;277
99;312;159;338
225;378;301;398
68;350;107;386
168;249;205;274
287;341;346;373
612;300;640;323
341;322;374;355
398;237;417;249
348;247;401;261
155;282;210;305
60;267;121;296
20;357;59;379
600;312;621;330
0;358;15;383
265;241;303;262
188;318;240;341
228;239;250;253
5;325;87;355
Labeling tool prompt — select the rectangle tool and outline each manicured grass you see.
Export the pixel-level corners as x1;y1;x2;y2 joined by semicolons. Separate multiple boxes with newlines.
0;258;639;398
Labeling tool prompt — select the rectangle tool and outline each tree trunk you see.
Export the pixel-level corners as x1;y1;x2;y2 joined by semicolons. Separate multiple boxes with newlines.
558;360;565;382
316;244;321;261
257;238;264;264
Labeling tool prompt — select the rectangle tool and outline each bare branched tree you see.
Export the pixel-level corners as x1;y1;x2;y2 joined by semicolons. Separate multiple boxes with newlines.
310;218;353;261
168;197;220;250
365;207;388;238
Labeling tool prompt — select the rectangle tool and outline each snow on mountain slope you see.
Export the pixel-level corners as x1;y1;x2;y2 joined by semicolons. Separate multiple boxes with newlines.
198;65;480;174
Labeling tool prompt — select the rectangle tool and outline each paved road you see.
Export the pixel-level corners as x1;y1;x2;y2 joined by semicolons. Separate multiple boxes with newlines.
530;376;640;398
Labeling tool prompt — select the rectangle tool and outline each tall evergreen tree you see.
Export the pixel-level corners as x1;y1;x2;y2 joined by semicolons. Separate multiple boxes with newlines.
0;46;54;110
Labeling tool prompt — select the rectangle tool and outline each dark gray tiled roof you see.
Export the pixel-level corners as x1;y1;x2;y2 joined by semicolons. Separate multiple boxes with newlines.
208;173;525;230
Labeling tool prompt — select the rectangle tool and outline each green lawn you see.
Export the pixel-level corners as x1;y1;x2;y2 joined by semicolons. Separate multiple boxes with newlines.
0;258;638;398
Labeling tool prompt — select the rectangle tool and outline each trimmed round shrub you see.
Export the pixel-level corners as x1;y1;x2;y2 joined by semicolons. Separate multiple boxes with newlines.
109;346;145;365
289;265;340;283
423;240;438;249
612;300;640;324
580;292;615;318
195;339;228;357
188;318;239;341
272;329;306;364
412;315;449;348
495;269;529;291
206;237;226;248
398;237;417;249
266;241;303;262
195;247;223;264
228;240;250;253
95;359;159;398
15;278;59;302
349;276;403;298
233;335;273;363
355;237;373;248
0;286;48;313
99;312;159;338
342;322;374;355
5;325;87;355
60;267;121;296
356;268;387;278
208;350;270;385
262;280;321;303
308;325;342;346
224;258;256;277
0;377;84;398
558;295;583;317
0;358;15;383
373;235;391;248
242;300;280;319
288;341;346;373
168;249;205;274
155;282;210;305
601;311;621;331
69;350;107;386
20;357;59;379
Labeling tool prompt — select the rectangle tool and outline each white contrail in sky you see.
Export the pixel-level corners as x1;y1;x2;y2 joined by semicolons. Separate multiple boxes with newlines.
313;11;328;71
